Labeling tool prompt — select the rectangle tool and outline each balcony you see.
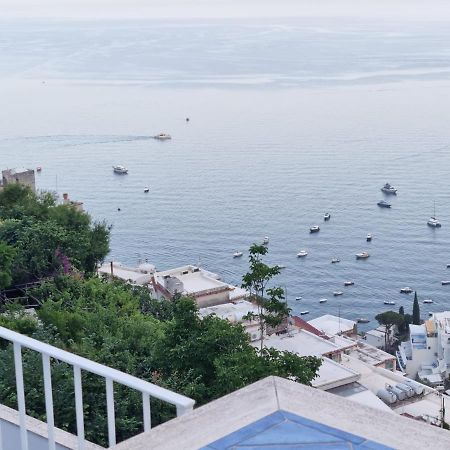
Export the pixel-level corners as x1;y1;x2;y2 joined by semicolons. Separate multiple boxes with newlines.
0;325;195;450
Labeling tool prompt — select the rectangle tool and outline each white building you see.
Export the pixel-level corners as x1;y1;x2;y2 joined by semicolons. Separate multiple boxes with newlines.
153;265;247;308
307;314;357;338
1;167;36;192
199;300;261;341
98;261;156;288
397;313;448;388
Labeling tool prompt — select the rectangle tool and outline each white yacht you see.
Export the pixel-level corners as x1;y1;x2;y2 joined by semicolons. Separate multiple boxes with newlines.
113;165;128;174
300;310;310;315
344;281;354;286
427;202;441;228
423;299;433;304
324;213;331;221
297;250;308;258
366;234;373;242
331;258;340;263
356;251;370;259
384;300;396;305
154;133;172;140
333;291;343;296
144;187;150;193
233;251;243;258
319;298;327;303
400;287;413;294
295;296;302;301
381;182;397;195
263;236;269;245
310;225;320;233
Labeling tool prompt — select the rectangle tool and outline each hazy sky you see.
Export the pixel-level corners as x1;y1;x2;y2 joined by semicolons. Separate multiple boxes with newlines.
3;0;450;20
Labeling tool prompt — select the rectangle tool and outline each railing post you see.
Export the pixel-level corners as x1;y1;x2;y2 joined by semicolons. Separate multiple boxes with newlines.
42;353;55;450
105;378;116;447
73;365;85;450
176;404;192;417
142;392;151;432
13;342;28;450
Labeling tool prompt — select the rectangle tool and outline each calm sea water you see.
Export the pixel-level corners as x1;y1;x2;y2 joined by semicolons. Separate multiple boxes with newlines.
2;18;450;327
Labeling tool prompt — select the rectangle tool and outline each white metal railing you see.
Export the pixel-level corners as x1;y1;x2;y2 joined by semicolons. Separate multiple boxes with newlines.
0;326;195;450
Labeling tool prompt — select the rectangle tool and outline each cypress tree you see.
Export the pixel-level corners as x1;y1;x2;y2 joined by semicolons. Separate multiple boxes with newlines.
412;291;421;325
398;306;405;333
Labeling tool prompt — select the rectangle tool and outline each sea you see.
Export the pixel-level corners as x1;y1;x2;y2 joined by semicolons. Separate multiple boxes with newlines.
2;17;450;328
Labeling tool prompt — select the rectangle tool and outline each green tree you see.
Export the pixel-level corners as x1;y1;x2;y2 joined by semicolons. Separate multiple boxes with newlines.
412;291;421;325
242;244;290;349
0;241;16;290
398;306;406;334
375;310;404;350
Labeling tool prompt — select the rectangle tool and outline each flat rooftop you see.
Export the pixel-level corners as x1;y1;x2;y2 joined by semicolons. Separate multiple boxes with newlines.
348;341;396;366
177;271;229;294
199;300;259;323
313;357;360;390
252;328;343;357
98;262;153;285
308;314;356;336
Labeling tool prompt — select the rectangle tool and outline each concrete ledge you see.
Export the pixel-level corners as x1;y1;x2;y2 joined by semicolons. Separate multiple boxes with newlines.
115;376;450;450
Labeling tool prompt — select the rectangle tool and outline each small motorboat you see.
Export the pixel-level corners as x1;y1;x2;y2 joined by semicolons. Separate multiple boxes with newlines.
377;200;391;208
297;250;308;258
233;251;243;258
442;281;450;286
366;234;372;242
333;291;343;296
36;166;42;172
154;133;172;140
263;236;269;245
300;311;310;315
344;281;354;286
429;312;433;316
278;265;286;269
356;252;370;259
295;296;302;301
144;187;150;193
324;213;331;221
319;298;327;303
381;182;397;195
310;225;320;233
113;165;128;174
423;299;433;304
428;217;441;228
357;318;370;324
400;287;413;294
384;300;396;305
331;258;340;264
446;264;450;268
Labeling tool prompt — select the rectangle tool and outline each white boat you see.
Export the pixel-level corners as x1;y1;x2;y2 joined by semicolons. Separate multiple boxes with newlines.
278;265;286;269
233;251;243;258
154;133;172;140
366;234;373;242
442;281;450;286
319;298;327;303
324;213;331;221
310;225;320;233
344;281;354;286
113;165;128;174
300;311;310;315
446;264;450;269
384;301;396;305
427;202;441;228
356;251;370;259
295;296;302;301
263;236;269;245
400;287;413;294
297;250;308;258
331;258;340;264
357;318;370;324
333;291;343;296
144;187;149;193
381;182;397;195
423;299;433;304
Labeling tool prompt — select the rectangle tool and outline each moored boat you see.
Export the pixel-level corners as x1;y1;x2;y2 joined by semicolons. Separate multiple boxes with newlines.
427;202;441;228
300;310;310;315
357;318;370;324
263;236;269;245
310;225;320;233
381;182;397;195
333;291;343;296
442;281;450;286
400;287;413;294
356;251;370;259
331;258;340;263
295;296;302;301
144;187;149;193
377;200;391;208
154;133;172;140
423;299;433;304
297;250;308;258
233;251;243;258
366;234;372;242
344;281;354;286
384;300;396;305
113;165;128;174
324;213;331;221
319;298;327;303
